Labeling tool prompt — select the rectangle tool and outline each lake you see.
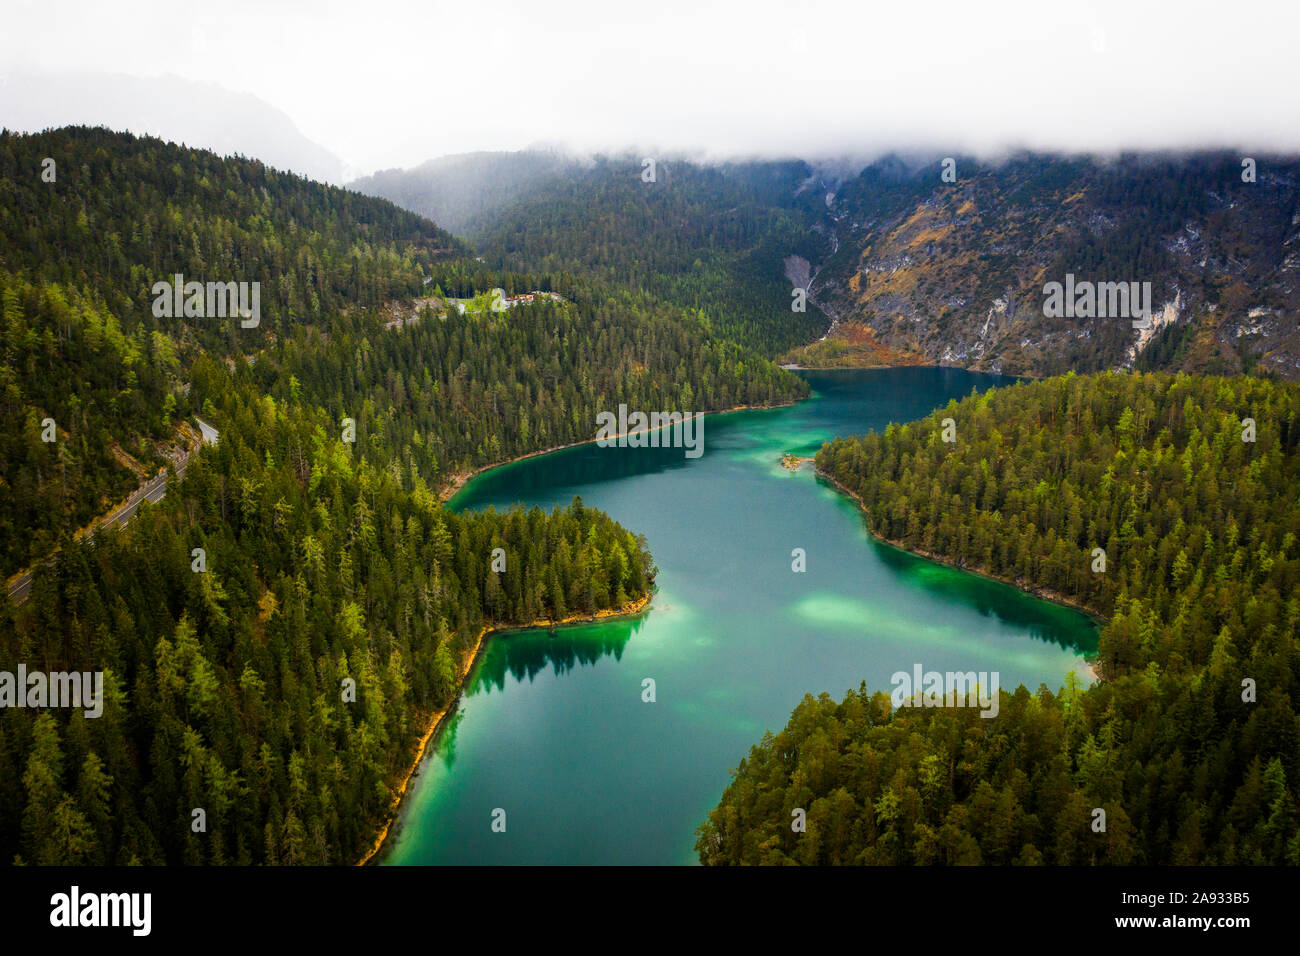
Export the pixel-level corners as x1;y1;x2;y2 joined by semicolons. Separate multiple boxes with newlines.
381;367;1099;865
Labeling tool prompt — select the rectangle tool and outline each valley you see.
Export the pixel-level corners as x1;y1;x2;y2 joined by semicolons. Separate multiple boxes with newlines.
1;124;1296;873
356;150;1300;381
380;369;1100;865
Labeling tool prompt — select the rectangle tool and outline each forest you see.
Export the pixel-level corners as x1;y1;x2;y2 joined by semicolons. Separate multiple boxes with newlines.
0;125;450;575
0;128;805;575
699;371;1300;864
256;294;804;489
7;124;1298;869
369;154;835;356
0;269;171;572
0;126;809;864
0;358;654;863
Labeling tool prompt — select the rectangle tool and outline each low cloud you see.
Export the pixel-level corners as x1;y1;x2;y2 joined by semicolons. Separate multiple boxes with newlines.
5;0;1297;175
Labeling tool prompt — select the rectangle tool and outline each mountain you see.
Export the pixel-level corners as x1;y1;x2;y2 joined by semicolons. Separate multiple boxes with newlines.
355;148;1300;379
792;152;1300;380
349;150;577;235
0;125;463;576
702;370;1300;865
0;126;803;865
352;152;834;355
0;72;347;184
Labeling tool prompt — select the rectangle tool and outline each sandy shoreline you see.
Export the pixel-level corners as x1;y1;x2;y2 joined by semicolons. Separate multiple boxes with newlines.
360;397;807;865
356;591;653;866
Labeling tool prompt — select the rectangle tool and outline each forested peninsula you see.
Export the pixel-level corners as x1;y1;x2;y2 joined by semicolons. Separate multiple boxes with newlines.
0;127;806;864
700;372;1300;865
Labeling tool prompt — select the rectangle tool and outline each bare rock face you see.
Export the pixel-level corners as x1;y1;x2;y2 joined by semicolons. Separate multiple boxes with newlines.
783;255;812;291
796;152;1300;380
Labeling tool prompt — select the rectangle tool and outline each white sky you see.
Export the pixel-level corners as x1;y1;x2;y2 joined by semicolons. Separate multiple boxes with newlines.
4;0;1299;174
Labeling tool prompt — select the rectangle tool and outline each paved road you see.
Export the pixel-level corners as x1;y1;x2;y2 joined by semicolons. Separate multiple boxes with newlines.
7;568;33;604
6;423;214;605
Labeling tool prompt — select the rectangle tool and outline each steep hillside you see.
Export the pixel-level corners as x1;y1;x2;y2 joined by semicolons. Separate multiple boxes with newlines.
0;127;463;574
355;148;1300;378
792;152;1300;380
701;372;1300;865
353;153;834;355
0;126;467;335
349;150;577;235
0;128;807;865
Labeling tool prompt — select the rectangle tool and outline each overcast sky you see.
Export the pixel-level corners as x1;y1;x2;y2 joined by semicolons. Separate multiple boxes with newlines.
4;0;1299;176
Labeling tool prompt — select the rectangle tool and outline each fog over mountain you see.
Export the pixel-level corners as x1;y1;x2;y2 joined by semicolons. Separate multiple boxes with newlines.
5;0;1300;896
0;70;346;184
4;0;1300;175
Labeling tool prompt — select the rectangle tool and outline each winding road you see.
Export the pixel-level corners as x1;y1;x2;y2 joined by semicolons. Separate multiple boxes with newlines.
5;418;218;605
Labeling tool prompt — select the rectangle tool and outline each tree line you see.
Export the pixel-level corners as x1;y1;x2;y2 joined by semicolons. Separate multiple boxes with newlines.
0;359;654;865
700;371;1300;864
0;126;810;865
0;127;806;575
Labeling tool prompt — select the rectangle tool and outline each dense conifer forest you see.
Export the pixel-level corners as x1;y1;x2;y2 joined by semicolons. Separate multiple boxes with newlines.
5;124;1298;869
266;298;802;488
0;365;655;863
364;155;835;356
0;127;807;864
699;372;1300;864
0;128;806;575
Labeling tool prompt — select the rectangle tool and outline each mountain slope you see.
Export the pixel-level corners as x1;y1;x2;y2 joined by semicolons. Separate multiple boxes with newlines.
0;127;807;865
701;371;1300;865
793;152;1300;380
0;72;348;185
0;126;464;575
353;152;834;355
355;148;1300;378
349;150;577;235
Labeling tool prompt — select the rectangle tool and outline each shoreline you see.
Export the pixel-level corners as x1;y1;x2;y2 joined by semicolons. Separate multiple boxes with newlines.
362;394;804;865
814;467;1109;629
356;591;653;866
438;399;802;504
780;359;1047;381
360;387;1099;865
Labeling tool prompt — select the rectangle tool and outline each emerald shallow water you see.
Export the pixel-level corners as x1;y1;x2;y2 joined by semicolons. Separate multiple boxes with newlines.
382;368;1100;865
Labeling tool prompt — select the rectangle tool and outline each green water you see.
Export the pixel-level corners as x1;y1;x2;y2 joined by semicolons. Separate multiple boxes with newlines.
382;368;1100;865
